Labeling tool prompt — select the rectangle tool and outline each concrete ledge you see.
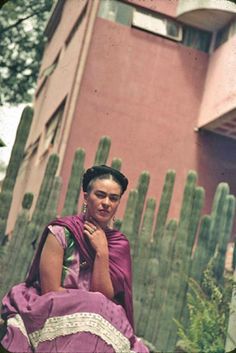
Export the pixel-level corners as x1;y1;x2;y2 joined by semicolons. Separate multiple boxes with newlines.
177;0;236;31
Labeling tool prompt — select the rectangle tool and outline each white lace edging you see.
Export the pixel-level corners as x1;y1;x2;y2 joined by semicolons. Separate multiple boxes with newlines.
7;315;30;344
8;312;133;352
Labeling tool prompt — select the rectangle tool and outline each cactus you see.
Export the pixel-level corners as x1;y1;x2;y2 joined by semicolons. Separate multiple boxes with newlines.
225;269;236;352
132;171;150;255
0;191;12;242
208;183;229;259
31;154;59;227
146;219;178;342
0;138;5;147
0;106;33;240
133;198;156;321
44;176;62;223
153;169;176;242
93;136;111;165
62;148;85;216
19;154;59;277
154;171;199;351
0;192;33;299
111;158;122;171
191;215;212;283
214;194;235;282
121;189;138;249
233;239;236;271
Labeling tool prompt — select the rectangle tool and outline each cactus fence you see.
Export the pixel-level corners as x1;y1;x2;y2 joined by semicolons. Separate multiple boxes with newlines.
0;135;235;352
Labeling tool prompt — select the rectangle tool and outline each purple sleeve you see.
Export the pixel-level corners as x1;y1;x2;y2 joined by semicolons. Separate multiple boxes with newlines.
48;225;67;249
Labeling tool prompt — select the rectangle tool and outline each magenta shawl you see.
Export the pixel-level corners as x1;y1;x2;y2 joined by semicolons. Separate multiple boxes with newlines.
26;214;134;328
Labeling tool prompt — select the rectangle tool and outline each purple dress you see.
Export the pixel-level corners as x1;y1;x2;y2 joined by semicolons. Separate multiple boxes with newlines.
1;215;149;353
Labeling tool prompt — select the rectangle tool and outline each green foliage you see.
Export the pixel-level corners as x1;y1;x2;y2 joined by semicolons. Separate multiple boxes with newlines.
0;0;54;104
176;262;232;353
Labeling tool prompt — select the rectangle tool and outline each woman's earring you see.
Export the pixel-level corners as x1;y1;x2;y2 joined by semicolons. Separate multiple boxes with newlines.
113;216;116;222
83;203;87;214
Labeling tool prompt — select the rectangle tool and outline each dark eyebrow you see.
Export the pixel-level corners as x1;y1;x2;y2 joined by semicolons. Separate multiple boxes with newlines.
95;190;121;197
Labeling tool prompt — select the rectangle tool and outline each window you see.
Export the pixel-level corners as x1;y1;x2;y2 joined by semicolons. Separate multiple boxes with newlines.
183;26;212;52
98;0;133;26
35;51;60;98
65;1;88;46
98;0;213;52
132;9;182;41
44;98;66;151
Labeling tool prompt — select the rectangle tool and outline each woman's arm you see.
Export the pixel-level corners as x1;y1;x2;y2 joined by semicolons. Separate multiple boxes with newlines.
39;232;66;294
84;221;114;300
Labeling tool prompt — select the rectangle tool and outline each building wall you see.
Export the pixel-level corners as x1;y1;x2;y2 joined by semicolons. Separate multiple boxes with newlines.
7;0;236;235
59;16;211;219
198;33;236;127
6;0;91;232
127;0;178;17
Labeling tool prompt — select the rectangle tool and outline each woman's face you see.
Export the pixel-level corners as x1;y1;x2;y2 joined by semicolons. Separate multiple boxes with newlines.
84;178;122;227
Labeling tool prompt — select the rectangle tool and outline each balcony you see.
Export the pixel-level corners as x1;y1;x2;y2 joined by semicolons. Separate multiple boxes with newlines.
177;0;236;31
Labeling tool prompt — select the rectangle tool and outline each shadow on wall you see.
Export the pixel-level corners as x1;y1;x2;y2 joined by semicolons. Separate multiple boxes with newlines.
196;129;236;237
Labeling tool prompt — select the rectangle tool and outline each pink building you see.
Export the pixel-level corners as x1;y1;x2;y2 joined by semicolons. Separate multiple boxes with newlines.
7;0;236;235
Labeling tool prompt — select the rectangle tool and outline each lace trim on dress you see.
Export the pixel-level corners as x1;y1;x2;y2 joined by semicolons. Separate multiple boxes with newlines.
7;314;30;344
8;312;133;352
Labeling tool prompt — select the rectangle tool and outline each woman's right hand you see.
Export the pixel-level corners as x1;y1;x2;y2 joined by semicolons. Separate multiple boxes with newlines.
83;219;108;256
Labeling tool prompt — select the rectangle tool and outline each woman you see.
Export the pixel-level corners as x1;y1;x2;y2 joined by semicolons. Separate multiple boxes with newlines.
1;165;149;353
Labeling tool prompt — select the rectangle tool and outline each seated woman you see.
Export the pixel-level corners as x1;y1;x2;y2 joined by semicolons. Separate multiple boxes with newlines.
1;165;149;353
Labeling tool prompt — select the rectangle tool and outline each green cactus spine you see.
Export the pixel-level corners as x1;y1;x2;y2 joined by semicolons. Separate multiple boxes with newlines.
153;169;176;242
121;189;138;249
207;183;229;259
0;192;33;299
0;106;33;240
225;269;236;352
31;154;59;227
62;148;85;216
233;239;236;271
44;176;62;223
111;158;122;171
214;194;235;282
154;171;199;351
190;215;212;283
146;219;178;342
133;198;156;322
132;171;150;255
94;136;111;165
19;154;59;278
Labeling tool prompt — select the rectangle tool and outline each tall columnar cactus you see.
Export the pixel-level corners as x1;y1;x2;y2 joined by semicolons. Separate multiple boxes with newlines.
31;154;59;227
132;171;150;254
20;154;59;277
0;106;33;241
153;169;176;242
0;191;12;244
233;240;236;271
145;219;178;342
154;171;202;351
44;176;62;223
133;197;156;319
93;136;111;165
190;215;212;283
225;268;236;352
111;157;122;171
208;183;229;259
0;192;33;299
214;194;235;282
62;148;85;216
121;189;138;249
